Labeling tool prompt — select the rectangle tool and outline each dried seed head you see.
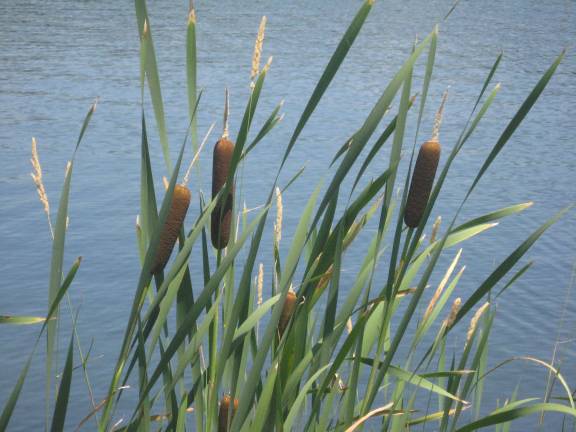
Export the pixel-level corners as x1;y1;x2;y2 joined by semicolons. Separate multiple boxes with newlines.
218;395;239;432
346;317;353;335
444;297;462;329
278;290;298;338
430;215;442;244
432;89;449;142
151;184;191;274
274;186;283;246
188;8;196;25
404;139;441;228
30;137;53;236
251;16;267;85
466;302;490;345
211;137;235;249
257;263;264;306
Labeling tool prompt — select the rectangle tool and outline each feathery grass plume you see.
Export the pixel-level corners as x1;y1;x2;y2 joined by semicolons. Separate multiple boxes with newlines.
30;137;53;236
250;16;267;87
211;91;235;249
466;302;490;345
278;289;297;338
218;395;238;432
444;297;462;329
423;249;462;322
162;176;169;191
151;184;191;274
274;186;283;246
430;215;442;244
404;91;448;228
257;263;264;306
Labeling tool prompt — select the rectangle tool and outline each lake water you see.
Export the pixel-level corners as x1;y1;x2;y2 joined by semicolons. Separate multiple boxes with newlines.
1;0;575;430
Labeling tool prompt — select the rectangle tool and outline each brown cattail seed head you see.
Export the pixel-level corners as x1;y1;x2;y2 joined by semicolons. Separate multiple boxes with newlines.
211;138;235;249
218;395;239;432
151;184;191;274
404;139;441;228
278;290;298;338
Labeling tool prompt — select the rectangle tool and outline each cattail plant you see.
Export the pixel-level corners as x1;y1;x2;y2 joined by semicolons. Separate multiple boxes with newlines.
278;290;298;338
151;184;191;274
218;395;238;432
404;91;447;228
211;90;235;249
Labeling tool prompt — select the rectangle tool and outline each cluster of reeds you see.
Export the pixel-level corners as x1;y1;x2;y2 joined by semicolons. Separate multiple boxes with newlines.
1;0;574;431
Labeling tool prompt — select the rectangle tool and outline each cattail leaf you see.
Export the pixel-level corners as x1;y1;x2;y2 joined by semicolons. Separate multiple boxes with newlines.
414;26;438;143
145;291;221;409
50;331;74;432
243;100;284;157
132;206;269;417
100;125;189;429
455;403;576;432
231;183;322;432
468;50;565;196
453;202;532;233
135;0;171;170
496;261;533;299
46;102;93;424
0;354;33;431
283;364;332;431
351;99;415;190
0;316;47;325
280;0;374;169
233;295;281;341
240;361;278;432
311;32;432;232
454;206;571;328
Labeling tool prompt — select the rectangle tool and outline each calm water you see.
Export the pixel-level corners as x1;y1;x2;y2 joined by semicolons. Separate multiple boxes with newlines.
1;0;575;430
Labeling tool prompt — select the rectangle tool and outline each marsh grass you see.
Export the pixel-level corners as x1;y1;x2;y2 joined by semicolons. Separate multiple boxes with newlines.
1;0;575;431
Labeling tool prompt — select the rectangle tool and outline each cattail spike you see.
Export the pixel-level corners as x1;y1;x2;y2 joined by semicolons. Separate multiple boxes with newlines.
432;89;449;141
278;290;298;338
404;138;441;228
211;135;235;249
151;184;191;274
218;395;238;432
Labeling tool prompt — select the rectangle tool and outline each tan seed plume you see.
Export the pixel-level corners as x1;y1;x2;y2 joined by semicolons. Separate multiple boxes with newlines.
188;8;196;25
274;186;283;246
430;215;442;244
257;263;264;306
30;137;53;236
444;297;462;329
432;89;449;142
346;317;353;335
466;302;490;345
250;16;267;86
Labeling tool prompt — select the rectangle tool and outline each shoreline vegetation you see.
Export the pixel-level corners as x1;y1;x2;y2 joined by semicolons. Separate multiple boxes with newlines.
1;0;574;430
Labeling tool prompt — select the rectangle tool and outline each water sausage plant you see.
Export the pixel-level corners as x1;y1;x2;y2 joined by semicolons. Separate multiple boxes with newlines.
1;0;574;431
